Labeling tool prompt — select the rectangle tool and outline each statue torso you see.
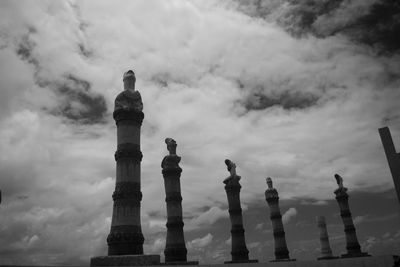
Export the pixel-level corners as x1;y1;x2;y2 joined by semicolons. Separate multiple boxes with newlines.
114;90;143;112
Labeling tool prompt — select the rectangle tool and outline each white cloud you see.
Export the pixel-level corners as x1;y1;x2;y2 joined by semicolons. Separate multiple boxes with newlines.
187;233;213;250
186;206;229;230
282;207;297;224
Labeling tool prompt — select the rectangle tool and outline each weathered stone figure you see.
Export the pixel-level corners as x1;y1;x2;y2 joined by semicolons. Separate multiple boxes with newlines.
379;127;400;204
265;177;293;262
91;70;160;266
223;160;257;263
316;216;337;260
161;138;192;263
334;174;369;258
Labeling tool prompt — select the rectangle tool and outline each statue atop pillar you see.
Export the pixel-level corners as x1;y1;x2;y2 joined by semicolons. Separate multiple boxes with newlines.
265;177;279;199
223;159;241;185
333;174;369;258
114;70;143;112
91;69;160;267
161;138;181;172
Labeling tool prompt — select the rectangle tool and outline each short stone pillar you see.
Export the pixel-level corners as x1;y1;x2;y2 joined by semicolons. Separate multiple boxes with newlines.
90;70;160;266
223;160;257;263
265;177;294;262
334;174;370;258
161;138;197;265
316;216;338;260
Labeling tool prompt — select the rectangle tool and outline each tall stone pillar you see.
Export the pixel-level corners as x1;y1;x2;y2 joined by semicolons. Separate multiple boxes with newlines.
161;138;197;264
379;127;400;204
316;216;337;260
334;174;369;258
223;160;257;264
91;70;160;266
265;177;294;262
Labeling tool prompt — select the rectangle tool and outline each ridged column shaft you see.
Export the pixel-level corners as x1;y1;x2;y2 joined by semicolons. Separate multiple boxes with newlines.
107;109;144;255
162;138;187;262
316;216;336;260
225;181;249;261
334;174;369;258
223;159;255;263
265;178;291;261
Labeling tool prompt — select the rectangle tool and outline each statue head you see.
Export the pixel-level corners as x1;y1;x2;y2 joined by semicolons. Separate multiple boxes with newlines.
266;177;273;189
224;159;236;176
334;173;344;188
123;70;136;91
165;138;177;155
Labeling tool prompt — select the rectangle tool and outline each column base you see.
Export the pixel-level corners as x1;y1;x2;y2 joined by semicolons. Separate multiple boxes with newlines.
270;258;296;262
90;254;161;266
318;256;340;260
341;252;371;258
224;259;258;264
163;261;199;265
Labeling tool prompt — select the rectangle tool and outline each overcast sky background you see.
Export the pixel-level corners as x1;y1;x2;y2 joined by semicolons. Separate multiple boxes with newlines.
0;0;399;265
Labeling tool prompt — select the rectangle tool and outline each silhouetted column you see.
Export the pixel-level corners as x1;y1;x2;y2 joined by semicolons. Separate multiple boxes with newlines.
107;70;145;255
316;216;338;260
161;138;190;263
90;70;160;266
223;160;257;263
379;127;400;204
265;177;294;262
334;174;369;258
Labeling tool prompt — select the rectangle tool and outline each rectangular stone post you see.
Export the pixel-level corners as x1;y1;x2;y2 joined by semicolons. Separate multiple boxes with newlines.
379;127;400;204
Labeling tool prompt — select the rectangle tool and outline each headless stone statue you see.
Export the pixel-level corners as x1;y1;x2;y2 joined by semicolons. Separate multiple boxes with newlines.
161;138;181;170
223;159;240;185
114;70;143;112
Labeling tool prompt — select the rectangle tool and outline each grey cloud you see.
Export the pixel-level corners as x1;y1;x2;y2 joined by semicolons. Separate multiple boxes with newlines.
234;0;400;53
241;90;319;111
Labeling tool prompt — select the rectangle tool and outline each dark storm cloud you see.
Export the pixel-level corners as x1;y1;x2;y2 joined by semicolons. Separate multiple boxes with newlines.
15;28;39;67
241;90;319;111
234;0;400;53
54;75;107;124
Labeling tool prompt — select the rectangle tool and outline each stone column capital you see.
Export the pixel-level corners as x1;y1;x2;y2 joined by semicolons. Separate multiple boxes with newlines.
113;108;144;126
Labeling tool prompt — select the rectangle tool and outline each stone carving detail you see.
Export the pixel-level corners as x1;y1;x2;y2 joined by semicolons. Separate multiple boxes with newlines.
112;182;142;201
114;70;143;113
223;159;241;186
161;138;182;175
265;177;279;199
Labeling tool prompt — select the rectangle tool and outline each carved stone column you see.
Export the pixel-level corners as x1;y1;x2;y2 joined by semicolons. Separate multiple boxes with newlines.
223;160;257;264
161;138;197;264
316;216;338;260
334;174;369;258
91;70;160;266
265;177;294;262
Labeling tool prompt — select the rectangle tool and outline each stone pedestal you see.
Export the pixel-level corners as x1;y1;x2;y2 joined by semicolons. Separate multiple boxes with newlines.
316;216;338;260
161;138;197;265
91;255;160;266
90;70;160;266
334;174;370;258
379;127;400;204
265;178;294;262
223;160;257;264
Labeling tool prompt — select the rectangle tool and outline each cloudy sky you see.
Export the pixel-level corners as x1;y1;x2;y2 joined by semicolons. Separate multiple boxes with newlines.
0;0;399;265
